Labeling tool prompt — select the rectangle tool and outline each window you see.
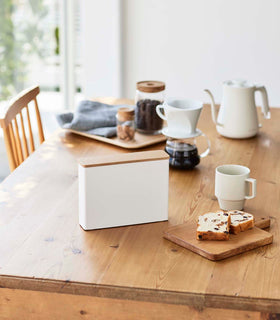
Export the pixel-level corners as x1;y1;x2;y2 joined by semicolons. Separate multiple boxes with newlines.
0;0;82;111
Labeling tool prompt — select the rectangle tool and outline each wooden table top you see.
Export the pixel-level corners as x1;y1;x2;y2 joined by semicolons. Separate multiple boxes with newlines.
0;99;280;313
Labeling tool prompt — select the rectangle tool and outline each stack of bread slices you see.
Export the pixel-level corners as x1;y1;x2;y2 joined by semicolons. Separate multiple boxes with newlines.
197;210;254;241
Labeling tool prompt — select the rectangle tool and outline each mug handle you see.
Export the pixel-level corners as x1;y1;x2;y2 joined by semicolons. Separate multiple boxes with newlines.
198;132;211;158
245;178;257;200
156;104;167;121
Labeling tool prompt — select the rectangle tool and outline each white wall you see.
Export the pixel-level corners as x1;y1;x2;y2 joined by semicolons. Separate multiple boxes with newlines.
122;0;280;106
81;0;122;98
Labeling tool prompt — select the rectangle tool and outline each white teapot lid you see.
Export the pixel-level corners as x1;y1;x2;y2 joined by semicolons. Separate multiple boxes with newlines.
224;79;253;88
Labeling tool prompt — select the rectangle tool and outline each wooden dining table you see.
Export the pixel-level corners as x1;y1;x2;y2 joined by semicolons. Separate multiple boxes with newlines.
0;98;279;319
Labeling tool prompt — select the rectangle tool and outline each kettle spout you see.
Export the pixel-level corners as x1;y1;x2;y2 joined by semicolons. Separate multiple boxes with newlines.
204;89;221;126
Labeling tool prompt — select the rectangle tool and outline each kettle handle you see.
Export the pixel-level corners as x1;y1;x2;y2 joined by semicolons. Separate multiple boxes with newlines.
255;85;271;120
196;132;211;158
204;89;223;127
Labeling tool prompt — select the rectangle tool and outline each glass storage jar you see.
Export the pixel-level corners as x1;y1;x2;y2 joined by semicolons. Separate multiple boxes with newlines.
135;81;165;135
116;107;135;141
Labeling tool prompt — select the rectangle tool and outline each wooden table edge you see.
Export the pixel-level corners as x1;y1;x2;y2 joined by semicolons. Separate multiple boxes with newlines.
1;275;280;313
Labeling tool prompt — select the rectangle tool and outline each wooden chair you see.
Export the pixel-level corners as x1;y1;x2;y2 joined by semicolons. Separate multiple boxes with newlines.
0;86;45;172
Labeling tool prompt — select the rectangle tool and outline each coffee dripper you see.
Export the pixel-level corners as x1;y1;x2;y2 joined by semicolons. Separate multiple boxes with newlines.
156;98;211;169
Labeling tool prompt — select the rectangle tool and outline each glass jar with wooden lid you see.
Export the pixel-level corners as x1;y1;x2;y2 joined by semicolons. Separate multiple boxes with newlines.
135;81;165;135
116;107;135;141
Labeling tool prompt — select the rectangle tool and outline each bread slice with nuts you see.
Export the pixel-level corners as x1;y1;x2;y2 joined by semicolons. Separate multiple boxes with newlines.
197;211;231;241
229;210;254;235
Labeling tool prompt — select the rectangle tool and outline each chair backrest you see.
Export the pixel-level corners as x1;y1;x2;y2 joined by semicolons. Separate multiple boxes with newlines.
0;86;45;172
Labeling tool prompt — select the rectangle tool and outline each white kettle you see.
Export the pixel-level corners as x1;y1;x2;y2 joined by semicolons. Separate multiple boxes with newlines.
205;80;270;139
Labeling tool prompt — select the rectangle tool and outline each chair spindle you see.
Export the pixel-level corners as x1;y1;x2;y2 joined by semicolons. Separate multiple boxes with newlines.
14;117;24;164
26;106;35;153
20;111;29;159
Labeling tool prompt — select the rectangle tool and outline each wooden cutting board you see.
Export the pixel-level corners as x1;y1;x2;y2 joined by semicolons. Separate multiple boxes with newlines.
163;217;273;261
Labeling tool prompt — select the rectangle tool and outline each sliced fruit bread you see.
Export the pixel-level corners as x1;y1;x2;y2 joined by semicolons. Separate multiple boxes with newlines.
229;210;254;234
197;211;231;241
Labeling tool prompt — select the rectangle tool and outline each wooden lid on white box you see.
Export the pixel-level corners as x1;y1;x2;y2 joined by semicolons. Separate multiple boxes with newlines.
79;150;169;168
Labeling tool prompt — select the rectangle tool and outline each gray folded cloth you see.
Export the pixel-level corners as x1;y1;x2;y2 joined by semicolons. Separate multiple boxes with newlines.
56;100;130;138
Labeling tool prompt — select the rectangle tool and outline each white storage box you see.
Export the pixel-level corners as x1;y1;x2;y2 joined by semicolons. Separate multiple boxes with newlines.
78;150;169;230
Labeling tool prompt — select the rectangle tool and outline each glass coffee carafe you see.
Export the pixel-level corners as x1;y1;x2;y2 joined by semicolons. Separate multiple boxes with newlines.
165;131;210;169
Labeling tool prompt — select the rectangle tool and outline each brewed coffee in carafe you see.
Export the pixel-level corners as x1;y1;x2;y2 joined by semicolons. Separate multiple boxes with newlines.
165;138;200;169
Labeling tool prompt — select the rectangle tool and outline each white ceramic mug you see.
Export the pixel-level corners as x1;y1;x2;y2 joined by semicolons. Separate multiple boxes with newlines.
215;164;257;210
156;98;203;138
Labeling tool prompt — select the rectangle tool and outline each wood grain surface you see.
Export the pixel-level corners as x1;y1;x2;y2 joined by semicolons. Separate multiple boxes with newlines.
0;99;280;315
79;150;168;167
163;219;273;261
0;288;271;320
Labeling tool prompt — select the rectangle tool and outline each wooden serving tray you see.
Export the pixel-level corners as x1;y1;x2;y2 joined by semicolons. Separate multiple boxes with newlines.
67;129;166;149
164;217;273;261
